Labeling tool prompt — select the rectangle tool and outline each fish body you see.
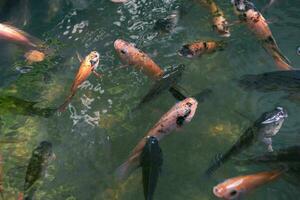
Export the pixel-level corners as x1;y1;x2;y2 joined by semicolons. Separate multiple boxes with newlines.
231;1;292;70
58;51;100;112
213;169;282;200
24;141;55;200
116;98;198;180
141;136;163;200
205;107;287;175
198;0;230;37
0;23;37;47
114;39;164;80
178;40;225;58
238;70;300;92
24;50;45;63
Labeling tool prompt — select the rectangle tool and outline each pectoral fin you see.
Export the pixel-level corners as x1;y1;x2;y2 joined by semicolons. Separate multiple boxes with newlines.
76;51;83;62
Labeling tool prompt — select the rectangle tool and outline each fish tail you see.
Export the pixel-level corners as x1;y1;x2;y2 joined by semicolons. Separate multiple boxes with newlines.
263;36;292;65
204;153;224;176
272;54;293;71
168;86;187;101
58;93;75;112
115;160;133;181
217;40;227;50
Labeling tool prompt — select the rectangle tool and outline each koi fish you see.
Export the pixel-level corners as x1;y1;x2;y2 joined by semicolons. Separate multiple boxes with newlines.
231;0;293;70
205;107;287;175
197;0;230;37
58;51;101;112
116;98;198;180
178;40;225;58
0;23;40;47
213;169;283;199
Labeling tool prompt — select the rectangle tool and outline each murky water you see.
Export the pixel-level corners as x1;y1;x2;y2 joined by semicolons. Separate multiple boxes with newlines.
0;0;300;199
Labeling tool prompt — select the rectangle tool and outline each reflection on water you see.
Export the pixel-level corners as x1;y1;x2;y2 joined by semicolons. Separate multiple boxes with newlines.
0;0;300;199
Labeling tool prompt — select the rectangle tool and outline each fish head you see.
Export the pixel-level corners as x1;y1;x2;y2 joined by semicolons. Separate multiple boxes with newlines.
175;98;198;127
213;16;230;37
213;178;245;200
259;107;288;136
145;136;161;153
86;51;100;69
114;39;139;65
36;141;55;162
178;42;206;58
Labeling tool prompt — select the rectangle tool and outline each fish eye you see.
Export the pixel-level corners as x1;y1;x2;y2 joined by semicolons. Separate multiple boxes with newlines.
120;49;127;54
229;190;238;197
297;46;300;55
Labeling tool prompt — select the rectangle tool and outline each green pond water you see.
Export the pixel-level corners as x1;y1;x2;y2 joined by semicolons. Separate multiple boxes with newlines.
0;0;300;199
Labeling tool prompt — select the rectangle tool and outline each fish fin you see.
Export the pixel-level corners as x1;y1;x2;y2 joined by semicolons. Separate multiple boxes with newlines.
58;93;75;113
263;36;292;65
192;88;212;103
136;64;186;108
115;160;135;181
204;153;223;176
92;70;103;79
272;55;294;71
168;86;187;101
76;51;83;62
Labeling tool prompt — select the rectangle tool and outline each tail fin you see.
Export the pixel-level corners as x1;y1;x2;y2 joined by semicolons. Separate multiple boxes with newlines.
204;153;224;176
115;160;135;181
58;93;75;113
217;40;227;51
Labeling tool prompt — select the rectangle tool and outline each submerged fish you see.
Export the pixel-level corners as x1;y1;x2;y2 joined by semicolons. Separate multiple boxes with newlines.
238;70;300;93
178;40;225;58
197;0;230;37
231;0;293;70
0;23;40;48
0;95;56;118
24;50;45;64
153;10;179;34
114;39;186;104
58;51;101;112
24;141;55;200
213;169;283;200
141;136;163;200
243;145;300;164
116;97;198;180
205;107;287;175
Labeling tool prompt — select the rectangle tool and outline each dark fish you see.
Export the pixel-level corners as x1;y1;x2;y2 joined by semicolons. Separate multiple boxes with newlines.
24;141;55;200
0;95;56;118
141;136;163;200
153;10;179;34
205;107;287;175
243;145;300;164
238;70;300;92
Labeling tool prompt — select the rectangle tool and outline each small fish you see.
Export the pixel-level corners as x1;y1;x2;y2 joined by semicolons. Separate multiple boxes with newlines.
141;136;163;200
58;51;101;112
114;39;186;104
205;107;287;175
24;141;55;200
198;0;230;37
24;50;45;64
178;40;225;58
213;169;283;200
0;23;40;47
153;10;179;34
231;1;292;70
116;98;198;180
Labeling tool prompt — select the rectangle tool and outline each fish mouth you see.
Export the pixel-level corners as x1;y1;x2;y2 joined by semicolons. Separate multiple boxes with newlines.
114;39;126;50
183;98;198;122
213;187;223;198
261;107;288;124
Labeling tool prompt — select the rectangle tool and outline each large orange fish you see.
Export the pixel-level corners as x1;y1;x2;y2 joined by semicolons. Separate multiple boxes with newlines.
197;0;230;37
0;23;39;47
231;1;293;70
116;98;198;180
58;51;101;112
213;169;283;199
114;39;187;105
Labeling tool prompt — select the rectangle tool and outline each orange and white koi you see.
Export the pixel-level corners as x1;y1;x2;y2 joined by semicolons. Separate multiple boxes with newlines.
213;169;283;199
116;98;198;180
58;51;101;112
